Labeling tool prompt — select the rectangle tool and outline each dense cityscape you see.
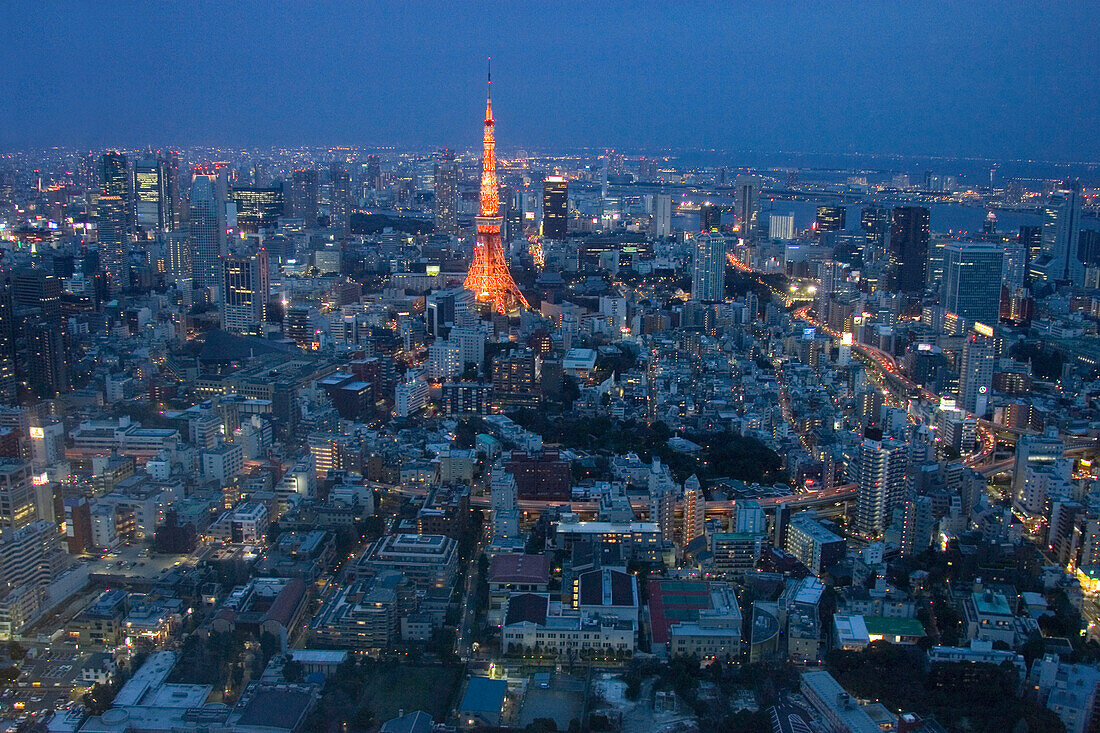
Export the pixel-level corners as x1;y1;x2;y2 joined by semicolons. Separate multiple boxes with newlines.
1;5;1100;733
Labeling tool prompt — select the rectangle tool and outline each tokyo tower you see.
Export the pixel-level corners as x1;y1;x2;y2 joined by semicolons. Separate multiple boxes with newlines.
463;65;530;314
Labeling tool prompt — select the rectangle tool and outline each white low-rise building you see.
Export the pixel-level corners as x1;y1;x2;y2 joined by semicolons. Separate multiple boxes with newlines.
502;593;636;658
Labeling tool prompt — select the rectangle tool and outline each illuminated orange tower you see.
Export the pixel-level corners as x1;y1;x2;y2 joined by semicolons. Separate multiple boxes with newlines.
463;64;529;314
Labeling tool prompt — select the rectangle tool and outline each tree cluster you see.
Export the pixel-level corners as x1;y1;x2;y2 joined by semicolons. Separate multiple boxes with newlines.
827;641;1065;732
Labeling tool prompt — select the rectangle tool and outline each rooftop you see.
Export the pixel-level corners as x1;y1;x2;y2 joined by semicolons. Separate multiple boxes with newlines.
504;593;549;626
488;553;551;585
972;591;1013;617
232;684;314;730
578;568;637;609
801;671;881;733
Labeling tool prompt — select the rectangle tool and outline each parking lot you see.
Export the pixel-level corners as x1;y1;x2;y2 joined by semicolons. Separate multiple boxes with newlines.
518;673;587;730
86;543;185;580
0;644;90;726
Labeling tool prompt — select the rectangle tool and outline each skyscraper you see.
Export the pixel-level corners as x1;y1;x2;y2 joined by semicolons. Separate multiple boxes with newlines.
1080;229;1100;270
290;168;319;224
12;268;61;327
230;187;285;233
691;232;727;302
699;204;721;233
1033;180;1084;285
189;174;223;292
1002;237;1027;289
855;437;910;537
959;333;994;417
0;289;17;405
434;158;459;235
97;151;130;290
1020;225;1043;284
815;206;846;232
463;71;529;314
364;155;381;189
221;251;269;335
167;231;192;284
330;162;352;231
541;176;568;240
1011;428;1065;505
861;206;891;262
768;213;795;240
887;206;930;293
653;194;672;239
942;242;1004;327
27;323;69;398
164;150;181;230
734;174;762;237
0;462;36;531
133;155;171;233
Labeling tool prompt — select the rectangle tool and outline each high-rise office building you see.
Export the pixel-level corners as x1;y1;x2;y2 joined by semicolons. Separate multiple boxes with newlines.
97;151;130;290
434;160;459;235
364;155;381;189
133;156;172;233
167;231;192;285
283;306;315;349
221;251;269;335
1011;428;1065;504
425;287;475;338
815;206;846;232
638;158;659;181
0;290;16;405
12;268;62;327
1033;181;1084;285
1078;229;1100;272
734;175;762;237
289;168;319;224
330;162;352;231
27;322;69;398
1002;238;1027;289
653;194;672;239
542;176;568;240
768;213;795;240
861;206;891;262
99;151;129;202
816;260;850;323
699;204;721;233
229;187;285;233
1021;226;1043;285
691;233;727;302
959;333;994;417
189;174;223;292
0;462;36;531
855;437;910;537
942;242;1004;327
887;206;930;293
164;150;181;230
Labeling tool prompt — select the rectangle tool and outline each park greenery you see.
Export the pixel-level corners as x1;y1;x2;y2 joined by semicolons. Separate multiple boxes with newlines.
827;642;1064;732
301;658;461;732
507;412;784;486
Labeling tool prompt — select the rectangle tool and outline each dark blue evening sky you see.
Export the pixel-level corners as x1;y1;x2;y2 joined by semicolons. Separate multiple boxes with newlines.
1;2;1097;161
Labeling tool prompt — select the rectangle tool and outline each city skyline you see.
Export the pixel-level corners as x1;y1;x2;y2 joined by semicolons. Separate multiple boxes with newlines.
1;2;1098;161
2;6;1100;732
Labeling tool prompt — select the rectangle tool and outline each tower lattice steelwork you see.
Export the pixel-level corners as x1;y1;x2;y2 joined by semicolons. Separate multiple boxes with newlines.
464;67;529;314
